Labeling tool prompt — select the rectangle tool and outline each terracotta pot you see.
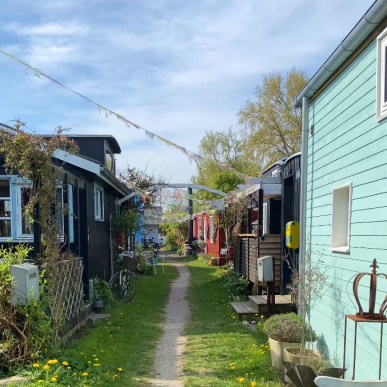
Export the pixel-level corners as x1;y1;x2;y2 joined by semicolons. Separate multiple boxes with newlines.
283;347;318;384
268;338;301;371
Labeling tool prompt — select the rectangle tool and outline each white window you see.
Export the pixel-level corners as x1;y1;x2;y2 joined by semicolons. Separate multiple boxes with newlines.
94;183;104;221
331;183;352;252
263;202;268;235
0;180;12;239
16;186;33;239
376;28;387;121
210;216;214;242
204;217;207;241
198;217;202;238
272;168;280;177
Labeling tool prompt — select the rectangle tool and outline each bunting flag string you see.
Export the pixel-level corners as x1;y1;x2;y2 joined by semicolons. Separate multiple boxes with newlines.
2;50;249;182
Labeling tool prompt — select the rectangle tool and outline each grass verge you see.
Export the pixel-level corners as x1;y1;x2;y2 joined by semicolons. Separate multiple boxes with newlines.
183;260;282;387
18;264;178;387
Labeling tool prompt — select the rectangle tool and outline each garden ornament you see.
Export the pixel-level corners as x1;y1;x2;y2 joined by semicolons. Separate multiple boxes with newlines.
353;259;387;320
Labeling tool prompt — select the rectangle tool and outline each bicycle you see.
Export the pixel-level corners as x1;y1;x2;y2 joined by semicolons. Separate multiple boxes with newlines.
109;245;137;302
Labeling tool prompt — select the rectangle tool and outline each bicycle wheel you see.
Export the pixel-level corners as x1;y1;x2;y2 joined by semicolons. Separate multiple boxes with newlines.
109;270;137;302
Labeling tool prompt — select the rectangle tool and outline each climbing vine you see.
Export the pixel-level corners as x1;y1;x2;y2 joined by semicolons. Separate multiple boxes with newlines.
0;121;78;363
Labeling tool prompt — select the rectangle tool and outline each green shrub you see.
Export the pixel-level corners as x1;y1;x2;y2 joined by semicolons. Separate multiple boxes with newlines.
220;269;249;299
93;277;114;310
166;232;177;247
198;253;215;265
263;313;316;343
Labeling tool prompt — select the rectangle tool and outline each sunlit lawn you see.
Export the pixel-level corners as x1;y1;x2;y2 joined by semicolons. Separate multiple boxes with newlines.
44;264;179;387
184;260;282;387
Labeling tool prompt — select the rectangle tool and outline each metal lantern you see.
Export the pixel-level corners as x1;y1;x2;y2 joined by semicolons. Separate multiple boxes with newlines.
353;259;387;320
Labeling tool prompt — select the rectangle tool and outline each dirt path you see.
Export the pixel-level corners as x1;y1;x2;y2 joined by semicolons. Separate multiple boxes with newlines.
149;254;190;387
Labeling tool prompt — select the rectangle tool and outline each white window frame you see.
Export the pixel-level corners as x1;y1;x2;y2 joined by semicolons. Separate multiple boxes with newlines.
94;183;104;221
376;28;387;121
0;179;12;241
330;182;352;253
263;202;268;235
16;185;33;240
204;217;207;241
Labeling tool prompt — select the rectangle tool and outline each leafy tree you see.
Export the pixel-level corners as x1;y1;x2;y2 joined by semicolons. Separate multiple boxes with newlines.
238;68;308;169
192;128;258;201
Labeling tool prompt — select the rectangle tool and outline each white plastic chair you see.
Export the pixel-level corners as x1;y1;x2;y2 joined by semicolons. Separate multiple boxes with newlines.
143;251;165;275
315;377;387;387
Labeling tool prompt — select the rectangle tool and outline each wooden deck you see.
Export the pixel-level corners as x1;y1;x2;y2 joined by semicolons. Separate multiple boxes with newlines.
230;295;294;320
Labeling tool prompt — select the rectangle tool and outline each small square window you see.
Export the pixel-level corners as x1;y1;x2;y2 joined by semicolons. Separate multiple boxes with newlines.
376;28;387;121
331;183;351;252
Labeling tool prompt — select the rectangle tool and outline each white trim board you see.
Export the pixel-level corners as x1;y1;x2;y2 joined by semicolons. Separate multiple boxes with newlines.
53;149;100;176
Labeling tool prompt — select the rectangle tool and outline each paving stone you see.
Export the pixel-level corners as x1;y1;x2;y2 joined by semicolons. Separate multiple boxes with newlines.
87;313;111;326
0;376;28;386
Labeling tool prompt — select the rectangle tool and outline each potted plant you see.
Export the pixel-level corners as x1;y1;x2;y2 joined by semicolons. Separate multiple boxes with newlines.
263;313;316;371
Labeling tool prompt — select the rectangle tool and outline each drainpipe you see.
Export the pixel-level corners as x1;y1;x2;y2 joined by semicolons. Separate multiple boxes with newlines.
299;96;309;317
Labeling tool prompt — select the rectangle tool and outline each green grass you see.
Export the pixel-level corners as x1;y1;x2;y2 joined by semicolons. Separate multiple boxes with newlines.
183;260;282;387
40;264;179;387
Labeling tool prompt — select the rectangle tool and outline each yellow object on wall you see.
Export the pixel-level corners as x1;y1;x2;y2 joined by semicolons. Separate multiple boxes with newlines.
286;221;299;249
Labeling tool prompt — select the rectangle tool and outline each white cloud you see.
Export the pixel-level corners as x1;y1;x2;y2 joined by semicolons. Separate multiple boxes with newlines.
0;0;374;183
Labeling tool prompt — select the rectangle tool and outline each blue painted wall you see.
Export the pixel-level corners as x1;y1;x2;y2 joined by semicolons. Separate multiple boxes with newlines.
307;38;387;380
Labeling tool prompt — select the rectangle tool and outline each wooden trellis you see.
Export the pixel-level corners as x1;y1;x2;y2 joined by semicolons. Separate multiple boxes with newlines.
51;257;85;322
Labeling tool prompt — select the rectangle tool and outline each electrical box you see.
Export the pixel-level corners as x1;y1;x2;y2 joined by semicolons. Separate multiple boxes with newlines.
286;221;300;249
257;256;273;282
11;263;40;305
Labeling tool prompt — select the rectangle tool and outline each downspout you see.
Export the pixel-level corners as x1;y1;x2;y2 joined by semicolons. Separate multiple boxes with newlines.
299;96;310;317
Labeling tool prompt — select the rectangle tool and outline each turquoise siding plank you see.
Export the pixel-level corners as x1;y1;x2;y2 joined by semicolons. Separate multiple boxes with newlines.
306;38;387;380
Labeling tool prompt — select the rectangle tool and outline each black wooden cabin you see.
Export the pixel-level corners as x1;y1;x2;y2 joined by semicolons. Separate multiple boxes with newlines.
0;126;131;299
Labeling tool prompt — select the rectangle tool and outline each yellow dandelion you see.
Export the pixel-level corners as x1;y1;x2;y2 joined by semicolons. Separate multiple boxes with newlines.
251;382;257;387
48;359;58;365
67;367;71;369
33;363;39;368
260;315;264;319
51;377;57;382
93;364;100;367
62;361;68;366
82;372;88;376
38;380;43;383
44;365;49;370
95;358;99;361
118;368;122;372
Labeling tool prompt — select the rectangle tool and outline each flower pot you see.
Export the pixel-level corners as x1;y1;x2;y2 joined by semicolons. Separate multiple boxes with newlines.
268;338;301;371
210;257;218;266
283;347;318;384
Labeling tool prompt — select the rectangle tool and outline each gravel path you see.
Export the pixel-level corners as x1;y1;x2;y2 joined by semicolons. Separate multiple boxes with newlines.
149;255;190;387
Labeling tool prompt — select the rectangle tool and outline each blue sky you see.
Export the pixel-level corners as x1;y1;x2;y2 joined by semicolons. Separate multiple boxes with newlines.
1;0;372;183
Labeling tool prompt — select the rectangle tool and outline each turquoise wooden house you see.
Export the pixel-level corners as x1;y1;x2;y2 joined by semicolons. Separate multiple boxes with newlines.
294;0;387;380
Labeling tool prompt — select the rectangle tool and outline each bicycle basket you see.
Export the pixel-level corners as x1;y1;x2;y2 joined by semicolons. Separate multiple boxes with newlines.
122;255;138;271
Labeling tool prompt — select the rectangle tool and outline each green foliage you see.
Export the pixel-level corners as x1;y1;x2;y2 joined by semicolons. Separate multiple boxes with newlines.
198;253;215;265
238;68;308;168
219;269;249;299
166;232;177;247
93;278;114;310
263;313;316;343
112;210;141;237
302;355;330;375
0;244;55;364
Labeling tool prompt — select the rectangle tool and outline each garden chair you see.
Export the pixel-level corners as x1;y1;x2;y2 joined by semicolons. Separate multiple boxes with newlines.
143;251;165;275
315;377;387;387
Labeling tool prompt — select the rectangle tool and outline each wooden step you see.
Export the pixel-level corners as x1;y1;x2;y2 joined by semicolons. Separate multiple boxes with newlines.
248;295;295;314
230;302;256;321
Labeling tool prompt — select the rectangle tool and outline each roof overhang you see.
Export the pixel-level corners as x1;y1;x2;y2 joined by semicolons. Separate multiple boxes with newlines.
293;0;387;107
54;149;101;175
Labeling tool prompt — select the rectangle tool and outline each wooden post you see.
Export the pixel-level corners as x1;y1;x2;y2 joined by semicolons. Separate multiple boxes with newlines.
188;187;193;243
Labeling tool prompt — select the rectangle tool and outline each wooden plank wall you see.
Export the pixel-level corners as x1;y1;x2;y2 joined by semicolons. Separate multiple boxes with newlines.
258;234;281;293
307;38;387;379
239;235;281;294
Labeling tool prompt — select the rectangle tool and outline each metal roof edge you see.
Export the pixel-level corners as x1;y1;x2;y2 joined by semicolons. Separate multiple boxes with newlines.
293;0;387;108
